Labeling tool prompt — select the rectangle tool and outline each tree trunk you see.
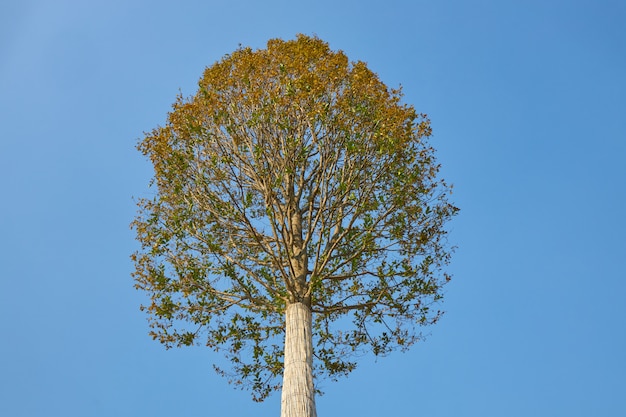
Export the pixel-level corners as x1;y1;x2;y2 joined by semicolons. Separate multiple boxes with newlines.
280;302;317;417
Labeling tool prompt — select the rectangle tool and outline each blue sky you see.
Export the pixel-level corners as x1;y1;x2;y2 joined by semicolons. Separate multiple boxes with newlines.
1;0;625;416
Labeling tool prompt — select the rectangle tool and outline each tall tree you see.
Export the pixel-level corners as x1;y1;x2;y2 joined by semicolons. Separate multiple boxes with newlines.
132;34;458;417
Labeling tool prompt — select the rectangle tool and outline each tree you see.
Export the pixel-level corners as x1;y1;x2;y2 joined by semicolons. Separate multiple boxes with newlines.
131;34;458;417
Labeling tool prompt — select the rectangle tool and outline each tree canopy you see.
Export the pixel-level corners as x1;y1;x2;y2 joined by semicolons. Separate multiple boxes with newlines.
132;34;458;402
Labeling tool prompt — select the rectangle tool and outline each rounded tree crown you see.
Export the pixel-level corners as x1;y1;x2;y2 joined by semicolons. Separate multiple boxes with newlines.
132;34;458;401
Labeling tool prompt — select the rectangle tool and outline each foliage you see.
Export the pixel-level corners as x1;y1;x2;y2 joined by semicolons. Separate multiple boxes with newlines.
132;34;458;401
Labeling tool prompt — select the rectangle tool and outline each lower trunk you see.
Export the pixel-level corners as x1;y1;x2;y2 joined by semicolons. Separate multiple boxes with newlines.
280;302;317;417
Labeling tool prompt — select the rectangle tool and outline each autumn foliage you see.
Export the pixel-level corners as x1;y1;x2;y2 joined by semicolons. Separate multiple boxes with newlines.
132;34;458;402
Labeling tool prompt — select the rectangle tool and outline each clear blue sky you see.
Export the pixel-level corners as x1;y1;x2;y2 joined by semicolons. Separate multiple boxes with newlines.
1;0;625;416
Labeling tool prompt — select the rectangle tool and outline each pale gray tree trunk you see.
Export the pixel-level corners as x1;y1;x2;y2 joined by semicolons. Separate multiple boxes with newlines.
280;302;317;417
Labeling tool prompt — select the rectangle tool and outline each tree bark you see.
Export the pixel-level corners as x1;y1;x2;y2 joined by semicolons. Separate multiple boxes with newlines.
280;302;317;417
